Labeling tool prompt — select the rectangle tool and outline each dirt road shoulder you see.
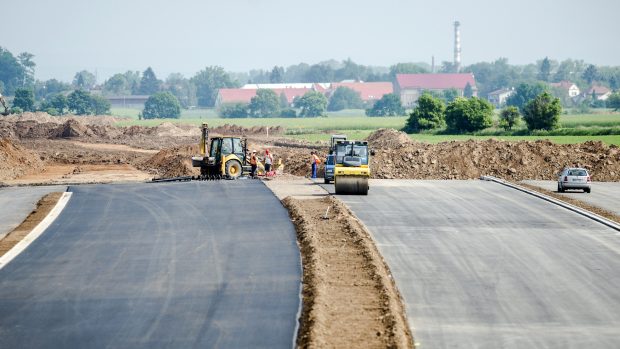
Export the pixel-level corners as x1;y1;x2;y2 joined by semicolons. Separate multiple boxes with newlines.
283;195;413;348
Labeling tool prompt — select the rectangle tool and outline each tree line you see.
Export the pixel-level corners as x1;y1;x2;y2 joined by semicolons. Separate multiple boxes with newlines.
2;44;620;117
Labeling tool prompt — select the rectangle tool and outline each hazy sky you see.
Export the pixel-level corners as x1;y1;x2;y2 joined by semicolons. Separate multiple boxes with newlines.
4;0;619;82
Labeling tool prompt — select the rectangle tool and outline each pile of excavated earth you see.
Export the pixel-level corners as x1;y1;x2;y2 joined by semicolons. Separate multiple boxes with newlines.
1;113;620;183
366;129;620;181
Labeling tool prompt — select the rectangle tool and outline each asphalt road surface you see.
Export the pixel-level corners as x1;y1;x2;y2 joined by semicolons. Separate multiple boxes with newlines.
328;180;620;348
0;181;301;349
523;180;620;216
0;185;67;240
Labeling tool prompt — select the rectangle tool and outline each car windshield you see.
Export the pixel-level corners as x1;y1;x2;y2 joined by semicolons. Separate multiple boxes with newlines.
568;169;587;176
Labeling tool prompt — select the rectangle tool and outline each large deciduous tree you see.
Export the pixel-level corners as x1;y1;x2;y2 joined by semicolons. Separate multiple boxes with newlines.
499;106;521;130
445;97;494;133
13;88;35;112
404;93;446;132
142;92;181;119
296;91;328;117
522;91;562;131
366;93;405;117
506;82;548;112
72;70;96;90
0;47;29;95
327;86;363;111
538;57;551;82
191;66;237;107
604;92;620;111
269;66;284;83
139;67;161;95
67;90;94;115
582;64;598;85
249;89;280;117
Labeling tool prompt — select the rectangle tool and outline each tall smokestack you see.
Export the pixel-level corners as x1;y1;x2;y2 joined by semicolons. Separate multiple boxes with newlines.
431;55;435;73
454;21;461;73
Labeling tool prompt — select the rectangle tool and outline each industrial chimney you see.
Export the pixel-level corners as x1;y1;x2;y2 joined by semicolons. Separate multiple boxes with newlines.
454;21;461;73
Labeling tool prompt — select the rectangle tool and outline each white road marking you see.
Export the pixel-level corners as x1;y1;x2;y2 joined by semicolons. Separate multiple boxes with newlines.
0;192;72;270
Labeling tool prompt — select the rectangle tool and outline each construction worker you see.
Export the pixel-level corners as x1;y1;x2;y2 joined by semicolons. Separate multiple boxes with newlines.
264;149;273;174
250;150;258;178
311;151;321;179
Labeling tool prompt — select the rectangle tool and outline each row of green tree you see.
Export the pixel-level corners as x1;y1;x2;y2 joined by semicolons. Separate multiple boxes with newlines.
10;88;110;116
218;90;328;118
3;44;620;112
404;88;566;134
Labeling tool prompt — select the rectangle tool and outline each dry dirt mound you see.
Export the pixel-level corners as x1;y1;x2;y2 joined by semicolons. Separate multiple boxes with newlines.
366;128;413;148
140;144;200;178
212;124;283;136
154;122;199;137
6;112;122;125
0;138;43;181
366;130;620;181
56;119;94;138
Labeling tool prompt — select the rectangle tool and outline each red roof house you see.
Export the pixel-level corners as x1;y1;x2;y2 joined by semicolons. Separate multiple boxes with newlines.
216;88;312;107
395;73;477;106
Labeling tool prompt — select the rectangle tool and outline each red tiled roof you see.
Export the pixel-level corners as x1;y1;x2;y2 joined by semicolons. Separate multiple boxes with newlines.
587;85;611;95
218;88;312;104
396;73;476;90
550;81;576;90
272;88;311;103
217;89;257;104
331;82;393;101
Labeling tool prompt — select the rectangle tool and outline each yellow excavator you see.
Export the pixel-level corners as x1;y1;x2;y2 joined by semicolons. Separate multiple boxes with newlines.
333;139;373;195
191;123;252;179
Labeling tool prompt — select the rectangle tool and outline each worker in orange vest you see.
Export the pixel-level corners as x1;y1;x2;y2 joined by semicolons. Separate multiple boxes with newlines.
311;151;321;179
250;150;258;178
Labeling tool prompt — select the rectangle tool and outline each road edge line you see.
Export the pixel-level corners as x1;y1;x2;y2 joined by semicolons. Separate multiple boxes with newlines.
0;192;72;270
480;176;620;232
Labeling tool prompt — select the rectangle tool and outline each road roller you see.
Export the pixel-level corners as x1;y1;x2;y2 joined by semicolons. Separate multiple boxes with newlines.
333;140;373;195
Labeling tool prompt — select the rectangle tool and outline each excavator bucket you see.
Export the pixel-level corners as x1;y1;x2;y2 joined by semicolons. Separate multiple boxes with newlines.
335;176;369;195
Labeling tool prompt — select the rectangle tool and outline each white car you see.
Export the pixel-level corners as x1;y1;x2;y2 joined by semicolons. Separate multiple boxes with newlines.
557;167;591;193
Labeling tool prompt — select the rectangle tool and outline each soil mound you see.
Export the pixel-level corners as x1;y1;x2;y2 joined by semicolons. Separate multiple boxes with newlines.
366;128;413;148
140;144;200;178
155;122;199;137
366;131;620;181
56;119;94;138
212;124;283;136
0;138;43;181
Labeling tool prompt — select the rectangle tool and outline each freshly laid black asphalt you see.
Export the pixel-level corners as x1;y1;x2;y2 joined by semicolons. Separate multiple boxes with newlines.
327;180;620;348
0;181;301;349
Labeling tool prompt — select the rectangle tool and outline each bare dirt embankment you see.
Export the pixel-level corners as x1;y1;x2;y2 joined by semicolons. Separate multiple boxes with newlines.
284;196;413;349
366;129;620;182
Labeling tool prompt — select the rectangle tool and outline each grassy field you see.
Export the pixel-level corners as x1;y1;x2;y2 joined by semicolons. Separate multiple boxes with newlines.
110;107;620;145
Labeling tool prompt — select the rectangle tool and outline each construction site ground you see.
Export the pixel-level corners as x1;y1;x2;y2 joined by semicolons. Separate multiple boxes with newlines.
2;113;620;347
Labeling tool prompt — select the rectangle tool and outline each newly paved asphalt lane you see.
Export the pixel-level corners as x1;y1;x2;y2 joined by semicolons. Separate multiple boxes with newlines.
0;181;301;348
0;185;67;240
327;180;620;348
523;180;620;216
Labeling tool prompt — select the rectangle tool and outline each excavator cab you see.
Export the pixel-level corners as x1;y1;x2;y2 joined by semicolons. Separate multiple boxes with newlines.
192;123;247;179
